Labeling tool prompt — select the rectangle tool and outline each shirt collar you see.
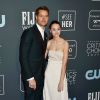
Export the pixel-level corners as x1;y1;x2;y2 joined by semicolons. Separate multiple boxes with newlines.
36;23;45;34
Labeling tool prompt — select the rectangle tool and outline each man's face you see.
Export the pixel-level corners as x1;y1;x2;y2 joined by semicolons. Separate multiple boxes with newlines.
36;10;49;27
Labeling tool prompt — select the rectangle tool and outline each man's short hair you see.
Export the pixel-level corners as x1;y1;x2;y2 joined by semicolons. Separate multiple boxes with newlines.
35;6;49;16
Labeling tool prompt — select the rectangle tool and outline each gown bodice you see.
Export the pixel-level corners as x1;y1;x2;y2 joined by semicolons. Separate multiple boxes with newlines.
48;50;63;62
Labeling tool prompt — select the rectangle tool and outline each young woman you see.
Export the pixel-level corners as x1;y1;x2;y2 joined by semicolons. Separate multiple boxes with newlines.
43;20;69;100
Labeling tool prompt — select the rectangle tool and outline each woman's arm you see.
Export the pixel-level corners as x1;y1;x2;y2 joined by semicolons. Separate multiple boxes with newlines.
60;41;69;82
58;41;69;92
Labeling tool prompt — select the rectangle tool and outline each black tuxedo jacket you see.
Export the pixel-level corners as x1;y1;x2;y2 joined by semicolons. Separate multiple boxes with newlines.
19;24;47;82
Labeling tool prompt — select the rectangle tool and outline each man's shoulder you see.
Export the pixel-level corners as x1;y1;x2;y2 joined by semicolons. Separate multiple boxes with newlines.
21;27;33;39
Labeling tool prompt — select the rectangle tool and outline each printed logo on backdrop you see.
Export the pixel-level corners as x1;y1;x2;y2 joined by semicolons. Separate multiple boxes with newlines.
69;97;77;100
22;12;35;30
85;69;100;80
0;15;5;28
20;74;24;92
58;10;76;31
0;75;5;95
86;41;100;56
67;70;77;85
88;10;100;30
67;40;77;59
88;91;100;100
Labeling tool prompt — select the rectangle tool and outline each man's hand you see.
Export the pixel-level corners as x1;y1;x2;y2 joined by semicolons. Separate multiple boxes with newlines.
28;79;36;90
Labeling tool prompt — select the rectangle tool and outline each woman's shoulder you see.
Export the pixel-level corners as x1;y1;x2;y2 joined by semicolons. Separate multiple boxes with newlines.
60;38;69;46
47;40;52;48
47;39;53;44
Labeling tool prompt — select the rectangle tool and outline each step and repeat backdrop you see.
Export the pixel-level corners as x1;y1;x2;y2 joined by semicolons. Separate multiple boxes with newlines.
0;0;100;100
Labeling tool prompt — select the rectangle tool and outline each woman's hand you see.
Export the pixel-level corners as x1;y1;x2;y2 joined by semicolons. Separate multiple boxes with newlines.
58;81;64;92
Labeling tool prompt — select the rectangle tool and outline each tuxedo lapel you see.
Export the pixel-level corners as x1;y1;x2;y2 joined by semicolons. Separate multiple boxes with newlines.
32;24;48;52
33;24;44;43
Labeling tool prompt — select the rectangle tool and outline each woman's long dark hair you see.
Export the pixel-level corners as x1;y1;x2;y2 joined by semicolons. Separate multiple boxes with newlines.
48;20;61;40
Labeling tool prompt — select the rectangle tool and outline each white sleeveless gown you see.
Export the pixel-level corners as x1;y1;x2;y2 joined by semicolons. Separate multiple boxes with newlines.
43;50;68;100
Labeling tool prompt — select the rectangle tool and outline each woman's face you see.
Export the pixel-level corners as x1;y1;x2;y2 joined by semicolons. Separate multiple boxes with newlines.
50;23;61;38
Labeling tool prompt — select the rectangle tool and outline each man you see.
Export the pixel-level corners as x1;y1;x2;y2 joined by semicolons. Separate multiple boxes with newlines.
19;6;49;100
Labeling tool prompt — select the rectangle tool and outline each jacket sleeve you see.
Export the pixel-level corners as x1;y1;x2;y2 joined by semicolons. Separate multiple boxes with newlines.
19;29;34;80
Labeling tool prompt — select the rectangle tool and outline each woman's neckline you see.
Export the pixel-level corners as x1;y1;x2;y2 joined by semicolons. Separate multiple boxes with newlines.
49;50;63;53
